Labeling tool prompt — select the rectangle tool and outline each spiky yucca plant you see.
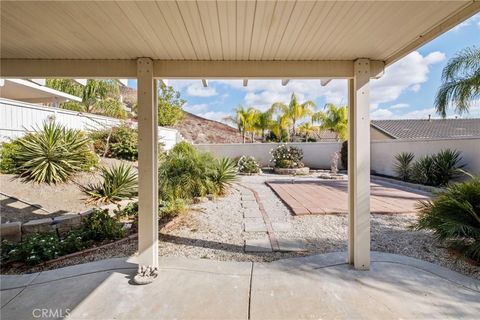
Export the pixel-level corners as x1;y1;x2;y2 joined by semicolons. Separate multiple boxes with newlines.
412;155;435;186
15;122;95;184
394;152;415;181
432;149;465;186
211;158;237;195
82;163;137;204
413;177;480;262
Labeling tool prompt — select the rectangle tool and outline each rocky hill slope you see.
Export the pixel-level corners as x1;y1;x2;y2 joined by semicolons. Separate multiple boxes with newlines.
174;112;243;144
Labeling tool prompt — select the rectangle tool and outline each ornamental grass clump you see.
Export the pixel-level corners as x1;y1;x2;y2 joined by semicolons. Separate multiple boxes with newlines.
412;177;480;262
12;121;98;184
81;163;138;204
237;155;261;174
270;144;304;168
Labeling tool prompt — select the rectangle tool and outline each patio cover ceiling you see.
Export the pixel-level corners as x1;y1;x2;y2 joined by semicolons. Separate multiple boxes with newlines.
1;0;479;79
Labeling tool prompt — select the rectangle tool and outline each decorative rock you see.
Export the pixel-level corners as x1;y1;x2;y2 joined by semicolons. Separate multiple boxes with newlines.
21;218;54;235
0;222;22;242
193;197;208;204
133;265;159;285
273;167;310;175
271;222;292;232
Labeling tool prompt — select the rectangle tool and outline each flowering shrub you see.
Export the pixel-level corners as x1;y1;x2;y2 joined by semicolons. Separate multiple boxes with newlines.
270;144;304;168
237;156;261;174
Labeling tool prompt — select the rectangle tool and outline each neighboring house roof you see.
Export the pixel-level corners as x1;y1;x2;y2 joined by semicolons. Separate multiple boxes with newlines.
371;119;480;140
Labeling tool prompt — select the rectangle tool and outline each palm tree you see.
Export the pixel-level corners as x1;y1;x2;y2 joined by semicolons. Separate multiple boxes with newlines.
225;106;259;143
297;122;319;141
271;93;316;140
435;46;480;118
269;114;291;142
255;109;274;142
313;103;348;141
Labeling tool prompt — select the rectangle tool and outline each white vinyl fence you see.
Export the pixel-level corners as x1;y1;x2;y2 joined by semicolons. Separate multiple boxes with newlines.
0;98;182;150
196;138;480;175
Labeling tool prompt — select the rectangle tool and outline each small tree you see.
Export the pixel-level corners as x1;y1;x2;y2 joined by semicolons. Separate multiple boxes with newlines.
157;83;186;126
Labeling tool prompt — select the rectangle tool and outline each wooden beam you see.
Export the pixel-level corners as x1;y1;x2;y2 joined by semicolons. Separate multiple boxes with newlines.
0;59;137;78
1;59;385;79
281;79;289;86
137;58;159;268
385;1;480;65
349;59;371;270
201;79;208;87
243;79;248;87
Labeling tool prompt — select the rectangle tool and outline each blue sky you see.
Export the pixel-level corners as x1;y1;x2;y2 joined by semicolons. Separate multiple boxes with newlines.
129;13;480;122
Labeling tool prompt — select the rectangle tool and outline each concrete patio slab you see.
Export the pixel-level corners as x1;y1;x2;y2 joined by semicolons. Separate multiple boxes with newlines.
244;221;267;232
1;253;478;320
243;209;262;218
245;238;273;252
277;239;306;252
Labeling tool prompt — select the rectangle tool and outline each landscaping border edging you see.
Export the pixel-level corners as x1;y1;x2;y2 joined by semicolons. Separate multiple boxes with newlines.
371;175;444;194
273;167;310;175
0;198;135;243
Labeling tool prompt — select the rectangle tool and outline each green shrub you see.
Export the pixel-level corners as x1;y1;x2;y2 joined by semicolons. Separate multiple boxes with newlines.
409;149;465;187
270;144;304;168
412;155;436;186
0;239;16;264
159;199;186;218
413;177;480;262
14;122;98;184
159;142;215;201
90;124;138;161
9;233;62;265
60;229;91;254
0;140;21;174
81;163;138;204
394;152;415;181
81;209;125;241
237;155;261;174
431;149;465;186
340;140;348;170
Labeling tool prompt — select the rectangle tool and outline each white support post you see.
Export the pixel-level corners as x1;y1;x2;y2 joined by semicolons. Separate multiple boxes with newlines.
348;59;371;270
137;58;159;268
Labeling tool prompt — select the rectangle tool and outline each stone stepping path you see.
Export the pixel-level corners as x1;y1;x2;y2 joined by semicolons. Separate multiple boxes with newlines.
237;184;305;253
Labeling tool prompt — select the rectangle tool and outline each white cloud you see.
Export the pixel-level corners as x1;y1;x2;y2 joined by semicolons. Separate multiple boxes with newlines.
184;103;208;113
197;111;231;123
389;103;410;110
186;83;218;97
370;51;445;106
370;108;394;120
452;13;480;31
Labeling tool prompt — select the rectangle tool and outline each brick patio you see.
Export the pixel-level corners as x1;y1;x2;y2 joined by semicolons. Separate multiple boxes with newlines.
266;180;429;215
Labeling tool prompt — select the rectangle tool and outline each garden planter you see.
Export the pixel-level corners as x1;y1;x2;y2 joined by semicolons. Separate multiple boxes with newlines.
273;167;310;175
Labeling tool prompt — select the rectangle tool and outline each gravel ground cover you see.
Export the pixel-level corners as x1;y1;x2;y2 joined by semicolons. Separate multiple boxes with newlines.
4;174;478;280
0;158;134;223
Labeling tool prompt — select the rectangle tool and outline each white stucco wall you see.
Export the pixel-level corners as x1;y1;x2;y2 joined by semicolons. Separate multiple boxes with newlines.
0;98;182;150
195;142;342;168
196;138;480;175
371;138;480;175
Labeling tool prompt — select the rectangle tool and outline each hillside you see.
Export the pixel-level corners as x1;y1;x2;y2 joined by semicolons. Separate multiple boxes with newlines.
174;112;243;144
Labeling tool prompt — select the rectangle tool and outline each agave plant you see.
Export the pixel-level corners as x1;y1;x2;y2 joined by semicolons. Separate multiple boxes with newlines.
411;155;436;186
413;177;480;262
432;149;465;186
15;122;95;184
393;152;415;181
211;157;237;195
82;163;138;204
